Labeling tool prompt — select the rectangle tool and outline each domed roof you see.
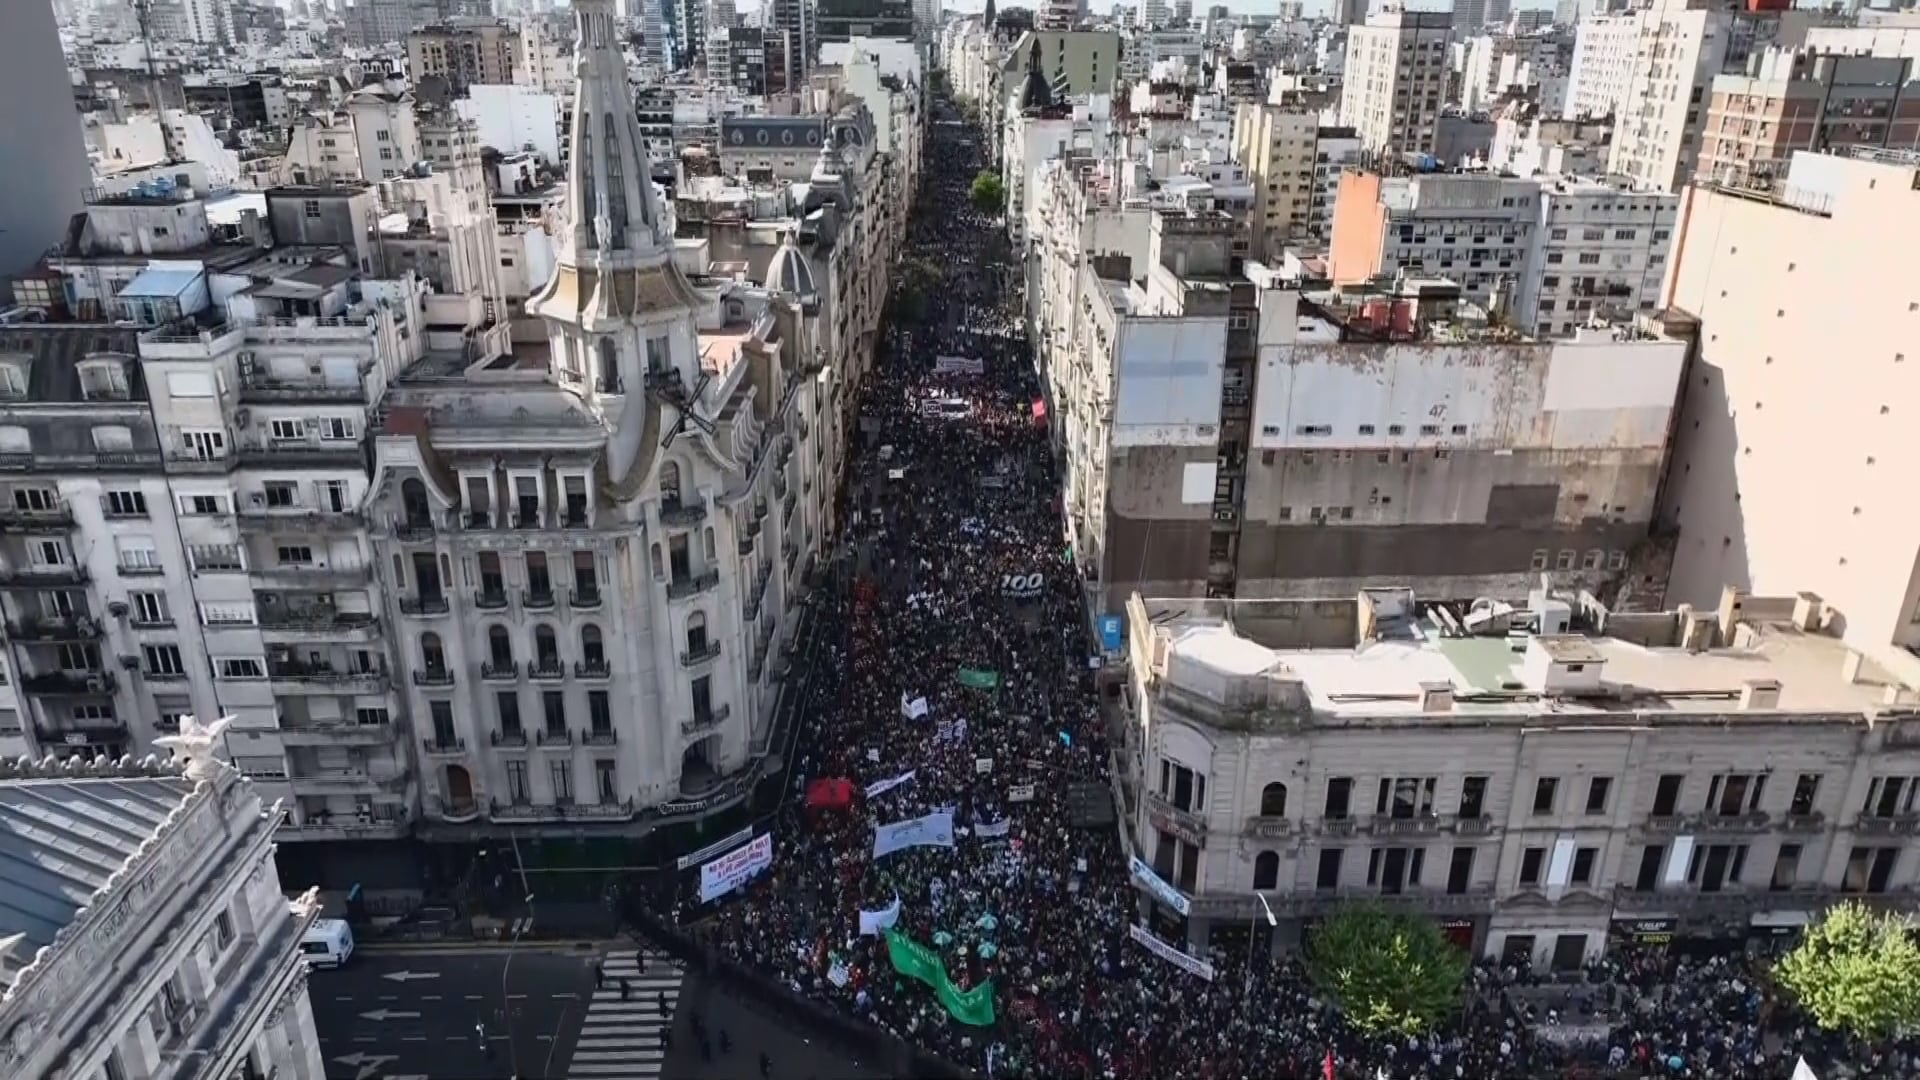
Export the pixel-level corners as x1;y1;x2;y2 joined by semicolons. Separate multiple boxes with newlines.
767;230;816;300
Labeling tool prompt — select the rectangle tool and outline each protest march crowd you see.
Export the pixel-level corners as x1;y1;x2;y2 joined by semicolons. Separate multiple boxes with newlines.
671;93;1920;1080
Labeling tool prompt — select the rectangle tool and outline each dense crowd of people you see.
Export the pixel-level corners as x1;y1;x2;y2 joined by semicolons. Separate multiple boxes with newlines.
673;94;1912;1080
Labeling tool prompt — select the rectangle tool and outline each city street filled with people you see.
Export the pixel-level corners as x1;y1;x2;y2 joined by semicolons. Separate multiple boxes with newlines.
672;91;1919;1080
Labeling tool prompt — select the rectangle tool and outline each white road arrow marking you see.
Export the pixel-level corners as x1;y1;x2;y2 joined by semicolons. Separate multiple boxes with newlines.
330;1051;397;1080
379;970;441;983
358;1008;423;1022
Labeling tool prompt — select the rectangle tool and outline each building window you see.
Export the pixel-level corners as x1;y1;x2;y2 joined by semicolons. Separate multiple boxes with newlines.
1532;776;1559;815
1316;848;1343;889
1253;850;1280;890
1585;777;1612;814
1519;846;1545;887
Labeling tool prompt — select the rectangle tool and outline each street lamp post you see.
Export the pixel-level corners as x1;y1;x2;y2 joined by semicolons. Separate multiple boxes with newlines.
1244;891;1277;994
499;830;535;1077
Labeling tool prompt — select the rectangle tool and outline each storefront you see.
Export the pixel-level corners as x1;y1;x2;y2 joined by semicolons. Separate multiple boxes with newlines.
1746;910;1810;956
1608;917;1678;953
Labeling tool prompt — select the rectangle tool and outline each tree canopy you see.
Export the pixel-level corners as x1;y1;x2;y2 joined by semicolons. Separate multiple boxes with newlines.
1775;901;1920;1039
1307;905;1469;1036
970;170;1006;216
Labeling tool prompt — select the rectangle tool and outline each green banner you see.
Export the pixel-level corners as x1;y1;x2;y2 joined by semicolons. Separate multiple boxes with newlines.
956;667;1000;690
885;930;996;1026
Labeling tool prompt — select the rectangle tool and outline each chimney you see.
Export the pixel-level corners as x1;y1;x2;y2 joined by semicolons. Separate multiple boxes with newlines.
1739;678;1781;711
1791;591;1823;632
1419;680;1454;712
1842;649;1866;685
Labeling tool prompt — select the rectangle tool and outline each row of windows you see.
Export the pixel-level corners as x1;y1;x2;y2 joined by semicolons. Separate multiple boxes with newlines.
1268;422;1470;438
1233;769;1835;825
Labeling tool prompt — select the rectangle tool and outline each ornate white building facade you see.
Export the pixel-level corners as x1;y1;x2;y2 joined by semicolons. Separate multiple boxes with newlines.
368;0;831;836
0;732;324;1080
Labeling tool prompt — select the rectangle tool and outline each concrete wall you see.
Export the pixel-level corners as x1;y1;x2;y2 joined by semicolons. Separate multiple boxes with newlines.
0;1;88;284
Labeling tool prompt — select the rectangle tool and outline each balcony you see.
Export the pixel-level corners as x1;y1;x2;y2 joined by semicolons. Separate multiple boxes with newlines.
1146;791;1210;841
1370;813;1443;837
259;609;379;642
488;798;637;823
1643;814;1688;834
481;661;520;681
561;509;591;530
491;728;529;748
277;717;398;746
680;641;721;667
0;564;88;588
660;498;706;527
680;704;731;737
399;594;451;616
429;795;482;823
522;589;557;611
33;719;129;746
266;664;388;694
289;769;408;794
1696;810;1773;832
1455;814;1495;836
528;659;565;682
569;588;602;610
393;519;435;542
473;588;510;611
0;503;73;530
238;375;368;404
1243;815;1291;838
1781;811;1827;833
1855;813;1920;837
573;659;611;681
281;806;411;841
165;450;236;475
23;670;117;695
5;614;104;641
583;728;618;747
236;438;364;469
666;569;720;600
237;508;363;534
745;567;771;621
422;737;466;756
251;563;372;587
412;667;455;687
536;728;574;747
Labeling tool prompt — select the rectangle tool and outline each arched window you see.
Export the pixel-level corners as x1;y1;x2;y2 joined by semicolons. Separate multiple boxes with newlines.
580;624;604;667
597;339;619;393
486;625;512;668
533;624;559;666
401;477;431;527
1260;781;1288;818
1254;851;1280;891
649;542;664;579
420;632;445;675
686;611;708;655
704;526;716;562
660;461;682;506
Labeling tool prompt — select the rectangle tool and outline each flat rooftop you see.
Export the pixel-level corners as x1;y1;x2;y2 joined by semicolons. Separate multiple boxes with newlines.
1141;588;1912;721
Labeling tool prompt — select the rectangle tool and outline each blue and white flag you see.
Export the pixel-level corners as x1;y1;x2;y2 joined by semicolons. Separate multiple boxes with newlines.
873;809;956;859
864;770;916;799
859;893;903;935
975;817;1012;839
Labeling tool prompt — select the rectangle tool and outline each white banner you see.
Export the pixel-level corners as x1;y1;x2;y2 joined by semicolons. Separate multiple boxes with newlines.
1129;923;1215;982
828;960;851;988
865;770;916;799
974;757;994;774
1007;784;1036;803
873;809;956;859
858;894;903;936
700;833;773;903
935;355;985;375
901;694;930;720
1129;855;1192;916
975;817;1012;839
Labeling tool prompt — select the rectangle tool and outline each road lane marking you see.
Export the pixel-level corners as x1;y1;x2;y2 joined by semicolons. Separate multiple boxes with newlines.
464;994;483;1001
352;1036;377;1043
402;1036;428;1043
420;994;442;1001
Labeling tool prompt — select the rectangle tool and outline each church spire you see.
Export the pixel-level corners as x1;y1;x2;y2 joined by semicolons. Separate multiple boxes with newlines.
566;0;669;263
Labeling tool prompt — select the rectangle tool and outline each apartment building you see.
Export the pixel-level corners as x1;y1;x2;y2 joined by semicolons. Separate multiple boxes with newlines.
0;756;325;1080
1232;102;1319;260
1327;170;1540;311
1697;49;1920;185
1513;175;1677;339
1563;13;1636;121
373;0;835;835
1120;583;1920;967
1659;147;1920;666
407;21;524;96
1;181;428;845
1306;126;1362;240
1338;10;1454;157
1606;0;1812;192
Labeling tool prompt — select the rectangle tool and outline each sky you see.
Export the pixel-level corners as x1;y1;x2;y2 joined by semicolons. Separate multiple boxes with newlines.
934;0;1556;14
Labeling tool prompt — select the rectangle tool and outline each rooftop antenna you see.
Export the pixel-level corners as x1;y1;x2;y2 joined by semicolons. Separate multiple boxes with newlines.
133;0;183;164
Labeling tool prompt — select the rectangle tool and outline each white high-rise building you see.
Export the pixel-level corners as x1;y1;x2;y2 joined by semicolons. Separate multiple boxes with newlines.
1563;14;1637;121
1338;10;1454;156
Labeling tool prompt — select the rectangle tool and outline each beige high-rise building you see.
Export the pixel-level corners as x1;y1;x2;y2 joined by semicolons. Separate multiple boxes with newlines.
407;20;523;95
1338;10;1454;157
1697;49;1920;186
1231;102;1319;260
1660;147;1920;667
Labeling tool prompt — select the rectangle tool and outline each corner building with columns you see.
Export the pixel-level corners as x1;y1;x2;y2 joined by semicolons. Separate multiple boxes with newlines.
367;0;834;854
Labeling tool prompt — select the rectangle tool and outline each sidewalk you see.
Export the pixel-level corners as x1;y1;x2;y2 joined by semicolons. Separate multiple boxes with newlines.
357;937;613;956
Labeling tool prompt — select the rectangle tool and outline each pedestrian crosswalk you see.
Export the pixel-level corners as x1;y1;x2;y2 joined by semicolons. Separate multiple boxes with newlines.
567;949;682;1079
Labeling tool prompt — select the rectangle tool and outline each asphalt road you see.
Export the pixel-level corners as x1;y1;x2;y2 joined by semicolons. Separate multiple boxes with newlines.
660;972;887;1080
310;946;600;1080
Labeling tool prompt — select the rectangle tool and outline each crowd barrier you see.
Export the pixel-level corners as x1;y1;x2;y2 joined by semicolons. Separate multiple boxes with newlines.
622;905;979;1080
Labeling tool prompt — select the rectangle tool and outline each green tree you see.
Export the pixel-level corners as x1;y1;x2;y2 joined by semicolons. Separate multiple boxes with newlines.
970;170;1006;216
1775;901;1920;1038
1307;905;1469;1036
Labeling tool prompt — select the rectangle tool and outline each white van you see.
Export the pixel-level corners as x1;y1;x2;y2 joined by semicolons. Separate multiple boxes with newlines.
300;918;355;969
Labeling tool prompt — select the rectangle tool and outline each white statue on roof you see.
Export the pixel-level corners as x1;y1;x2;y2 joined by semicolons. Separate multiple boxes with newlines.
155;715;235;782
